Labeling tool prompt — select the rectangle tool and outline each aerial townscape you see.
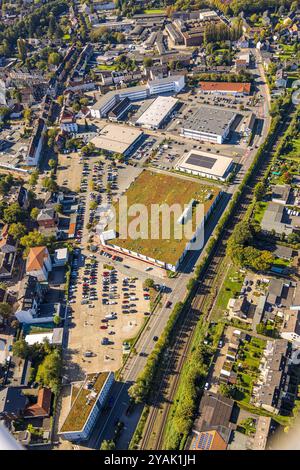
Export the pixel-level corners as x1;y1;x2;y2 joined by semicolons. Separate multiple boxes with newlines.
0;0;300;456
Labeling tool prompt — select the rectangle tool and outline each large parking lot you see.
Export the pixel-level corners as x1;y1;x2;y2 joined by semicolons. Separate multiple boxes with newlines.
65;252;151;378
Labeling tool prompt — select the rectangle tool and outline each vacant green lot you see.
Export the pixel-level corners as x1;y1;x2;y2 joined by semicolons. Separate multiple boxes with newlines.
215;265;245;312
253;201;267;224
97;64;116;71
144;9;166;14
109;170;220;266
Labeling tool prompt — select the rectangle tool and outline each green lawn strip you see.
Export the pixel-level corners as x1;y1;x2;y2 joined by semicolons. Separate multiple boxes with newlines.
215;265;245;311
143;9;166;14
97;64;116;71
128;405;149;449
253;201;267;224
163;320;224;449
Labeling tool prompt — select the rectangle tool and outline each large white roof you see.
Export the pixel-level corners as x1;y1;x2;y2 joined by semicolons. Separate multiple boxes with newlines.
136;96;178;128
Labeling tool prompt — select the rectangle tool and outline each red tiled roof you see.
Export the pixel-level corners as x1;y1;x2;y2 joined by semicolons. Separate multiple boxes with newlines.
191;430;227;451
199;81;251;94
24;387;52;418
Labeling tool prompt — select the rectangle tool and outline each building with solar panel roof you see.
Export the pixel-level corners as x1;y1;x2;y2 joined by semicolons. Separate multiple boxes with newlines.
176;149;233;181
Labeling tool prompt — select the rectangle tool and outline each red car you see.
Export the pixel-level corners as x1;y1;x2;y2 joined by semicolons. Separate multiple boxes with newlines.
100;325;108;329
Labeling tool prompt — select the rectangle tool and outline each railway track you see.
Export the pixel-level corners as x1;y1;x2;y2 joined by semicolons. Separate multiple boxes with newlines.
140;106;294;450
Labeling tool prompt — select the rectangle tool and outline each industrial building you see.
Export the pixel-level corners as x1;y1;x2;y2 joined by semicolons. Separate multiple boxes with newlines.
181;105;236;144
89;75;185;119
99;170;220;272
176;150;233;181
108;97;131;122
136;96;178;130
59;372;114;442
90;124;143;156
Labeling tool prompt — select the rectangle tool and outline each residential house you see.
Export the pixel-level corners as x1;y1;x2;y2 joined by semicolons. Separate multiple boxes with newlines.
252;339;293;414
0;252;17;279
26;246;52;282
247;416;271;450
15;274;62;324
14;275;44;323
59;107;78;133
189;391;236;450
37;208;59;229
24;388;52;419
275;69;287;88
0;226;18;279
281;310;300;345
271;185;291;205
190;429;227;450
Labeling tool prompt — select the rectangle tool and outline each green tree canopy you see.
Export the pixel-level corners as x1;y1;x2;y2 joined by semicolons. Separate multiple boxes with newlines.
8;222;27;240
3;203;25;224
12;339;31;359
20;230;47;249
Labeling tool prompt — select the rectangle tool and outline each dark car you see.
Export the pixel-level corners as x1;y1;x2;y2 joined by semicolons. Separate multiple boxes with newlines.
153;336;159;342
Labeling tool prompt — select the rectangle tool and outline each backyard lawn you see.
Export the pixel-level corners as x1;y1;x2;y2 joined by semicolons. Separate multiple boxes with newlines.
233;336;266;404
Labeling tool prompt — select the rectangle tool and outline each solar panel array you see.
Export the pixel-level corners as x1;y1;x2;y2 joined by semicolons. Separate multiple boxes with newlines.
197;432;213;450
186;153;217;169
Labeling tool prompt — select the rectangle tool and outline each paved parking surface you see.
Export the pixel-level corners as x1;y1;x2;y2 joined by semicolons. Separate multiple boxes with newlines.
66;261;150;378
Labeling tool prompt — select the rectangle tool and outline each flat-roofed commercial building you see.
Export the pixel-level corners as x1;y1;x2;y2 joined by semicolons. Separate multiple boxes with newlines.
199;81;251;95
136;96;178;130
89;75;185;118
100;170;221;272
91;124;143;156
176;150;233;181
181;105;236;144
59;372;114;442
148;74;185;95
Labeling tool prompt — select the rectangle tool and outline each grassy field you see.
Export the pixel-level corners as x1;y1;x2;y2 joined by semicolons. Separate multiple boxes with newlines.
97;64;116;71
143;9;166;14
253;201;267;224
287;138;300;160
215;265;245;312
109;170;219;266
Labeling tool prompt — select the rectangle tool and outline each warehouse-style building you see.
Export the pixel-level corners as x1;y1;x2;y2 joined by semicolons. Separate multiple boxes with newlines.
91;124;143;156
181;105;236;144
176;150;234;181
136;96;178;130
